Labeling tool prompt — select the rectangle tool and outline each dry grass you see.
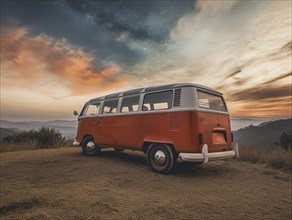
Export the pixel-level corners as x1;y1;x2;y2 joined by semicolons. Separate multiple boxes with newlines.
0;139;73;153
239;146;292;170
1;148;291;220
0;141;39;153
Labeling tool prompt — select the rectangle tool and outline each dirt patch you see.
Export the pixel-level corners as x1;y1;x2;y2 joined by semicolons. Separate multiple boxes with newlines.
0;198;41;215
0;148;291;219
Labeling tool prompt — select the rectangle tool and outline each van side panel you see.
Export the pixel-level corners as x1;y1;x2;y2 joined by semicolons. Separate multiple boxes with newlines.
110;112;194;152
80;111;196;153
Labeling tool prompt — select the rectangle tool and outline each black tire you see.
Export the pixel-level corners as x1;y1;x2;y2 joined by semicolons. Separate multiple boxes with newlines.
146;143;176;174
114;148;124;152
82;136;100;156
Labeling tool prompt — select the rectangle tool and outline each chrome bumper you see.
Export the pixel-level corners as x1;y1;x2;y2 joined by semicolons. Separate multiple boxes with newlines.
179;143;239;163
73;139;80;146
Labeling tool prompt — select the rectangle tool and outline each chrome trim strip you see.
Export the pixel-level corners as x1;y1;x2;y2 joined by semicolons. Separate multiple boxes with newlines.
78;108;229;119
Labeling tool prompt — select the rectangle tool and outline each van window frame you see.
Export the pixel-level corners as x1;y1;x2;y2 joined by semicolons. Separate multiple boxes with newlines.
80;101;101;117
78;86;230;119
121;95;140;113
196;89;227;112
142;90;173;111
102;98;119;114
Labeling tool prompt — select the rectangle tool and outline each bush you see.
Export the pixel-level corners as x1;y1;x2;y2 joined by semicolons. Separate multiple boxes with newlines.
278;131;292;151
2;127;70;149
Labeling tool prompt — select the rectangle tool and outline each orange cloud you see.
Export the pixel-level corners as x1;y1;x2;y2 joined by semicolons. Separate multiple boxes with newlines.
196;0;235;12
0;26;128;96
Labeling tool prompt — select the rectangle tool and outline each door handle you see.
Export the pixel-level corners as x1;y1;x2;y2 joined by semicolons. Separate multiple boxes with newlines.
92;119;102;126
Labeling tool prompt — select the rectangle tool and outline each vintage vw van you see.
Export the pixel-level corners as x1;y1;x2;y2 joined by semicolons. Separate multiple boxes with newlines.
73;83;239;174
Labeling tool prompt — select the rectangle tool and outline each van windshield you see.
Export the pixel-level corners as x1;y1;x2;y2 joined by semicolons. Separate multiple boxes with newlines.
81;103;100;116
197;91;227;112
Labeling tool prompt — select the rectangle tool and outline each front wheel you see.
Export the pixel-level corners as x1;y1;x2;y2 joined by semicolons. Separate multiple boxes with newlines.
82;136;100;156
146;143;176;174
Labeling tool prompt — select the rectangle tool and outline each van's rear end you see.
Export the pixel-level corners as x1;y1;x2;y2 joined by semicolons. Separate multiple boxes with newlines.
179;87;239;163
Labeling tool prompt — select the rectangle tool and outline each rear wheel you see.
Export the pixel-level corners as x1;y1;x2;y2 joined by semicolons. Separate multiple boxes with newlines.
82;136;100;156
146;143;176;174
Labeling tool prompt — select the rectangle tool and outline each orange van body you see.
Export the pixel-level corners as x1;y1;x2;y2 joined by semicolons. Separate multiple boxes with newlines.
76;111;232;153
73;83;238;174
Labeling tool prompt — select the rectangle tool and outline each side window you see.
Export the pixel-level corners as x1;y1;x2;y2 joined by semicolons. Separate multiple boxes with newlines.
143;91;173;111
82;103;100;116
102;99;119;114
197;91;227;112
121;95;140;113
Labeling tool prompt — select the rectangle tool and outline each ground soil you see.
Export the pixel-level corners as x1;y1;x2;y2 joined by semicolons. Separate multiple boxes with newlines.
0;147;291;220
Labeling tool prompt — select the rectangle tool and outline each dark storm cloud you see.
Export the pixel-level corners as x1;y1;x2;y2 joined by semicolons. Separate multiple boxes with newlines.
1;0;194;69
66;0;194;43
230;83;291;102
0;0;143;68
261;72;292;86
226;68;242;78
280;41;292;52
223;40;292;83
96;13;163;43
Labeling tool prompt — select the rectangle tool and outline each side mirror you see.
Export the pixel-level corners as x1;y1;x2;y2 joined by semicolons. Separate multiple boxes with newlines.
73;111;79;116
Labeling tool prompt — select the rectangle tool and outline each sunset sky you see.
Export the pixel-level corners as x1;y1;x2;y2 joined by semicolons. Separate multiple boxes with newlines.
1;0;291;121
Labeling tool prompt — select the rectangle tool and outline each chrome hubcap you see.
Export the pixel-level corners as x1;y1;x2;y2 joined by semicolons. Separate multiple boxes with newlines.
154;150;166;166
86;141;96;152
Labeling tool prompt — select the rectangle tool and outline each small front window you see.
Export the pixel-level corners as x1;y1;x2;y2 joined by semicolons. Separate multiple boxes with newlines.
143;91;173;111
102;99;119;114
197;91;227;112
82;103;100;116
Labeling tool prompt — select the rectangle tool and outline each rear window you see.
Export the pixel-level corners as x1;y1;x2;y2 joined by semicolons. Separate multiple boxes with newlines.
82;103;100;116
143;91;173;111
197;91;227;112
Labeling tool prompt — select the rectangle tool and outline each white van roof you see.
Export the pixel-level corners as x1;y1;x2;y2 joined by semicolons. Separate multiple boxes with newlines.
89;83;221;102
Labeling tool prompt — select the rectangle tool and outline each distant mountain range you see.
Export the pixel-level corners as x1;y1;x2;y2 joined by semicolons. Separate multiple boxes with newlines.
0;120;77;138
233;118;292;151
230;118;282;131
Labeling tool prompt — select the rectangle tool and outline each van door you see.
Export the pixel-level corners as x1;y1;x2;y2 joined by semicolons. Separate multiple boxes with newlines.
96;99;119;146
79;102;103;144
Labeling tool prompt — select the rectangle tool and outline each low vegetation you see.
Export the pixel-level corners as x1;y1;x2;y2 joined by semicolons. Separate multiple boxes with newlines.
239;131;292;170
277;131;292;151
239;146;292;170
0;127;73;152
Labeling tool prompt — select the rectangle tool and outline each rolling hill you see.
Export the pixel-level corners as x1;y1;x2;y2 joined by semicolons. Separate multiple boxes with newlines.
233;118;292;151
